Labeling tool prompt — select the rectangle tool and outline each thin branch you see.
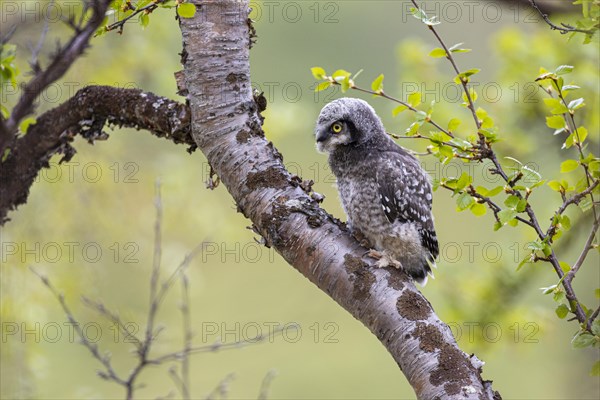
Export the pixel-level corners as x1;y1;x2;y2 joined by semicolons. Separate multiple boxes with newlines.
104;0;165;34
27;0;55;74
528;0;596;35
409;0;481;132
3;0;112;139
205;373;235;400
180;270;192;400
257;370;277;400
30;267;128;387
149;325;299;364
551;80;598;224
567;217;600;278
81;296;144;350
344;83;454;137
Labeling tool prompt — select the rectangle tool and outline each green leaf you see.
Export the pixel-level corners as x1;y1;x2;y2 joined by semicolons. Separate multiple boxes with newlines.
415;110;427;123
574;126;588;144
456;172;472;191
449;137;472;150
548;181;563;191
560;215;571;230
595;288;600;299
562;84;580;92
555;304;569;319
504;195;520;209
470;202;487;216
371;74;384;93
546;115;566;130
428;48;447;58
592;361;600;377
140;13;149;27
311;67;326;80
332;69;351;80
314;81;331;92
593;318;600;336
392;104;408;116
572;332;596;348
448;43;472;54
405;122;420;136
504;156;523;167
409;8;441;26
522;166;542;186
447;118;461;132
527;241;545;251
454;68;481;84
486;186;504;197
560;159;579;173
543;98;569;114
456;192;474;211
554;65;574;75
410;7;427;21
559;261;570;273
498;209;517;225
535;72;557;82
408;92;421;108
568;97;585;111
553;288;565;302
1;147;10;162
18;117;36;134
541;284;557;294
178;2;196;18
461;88;478;105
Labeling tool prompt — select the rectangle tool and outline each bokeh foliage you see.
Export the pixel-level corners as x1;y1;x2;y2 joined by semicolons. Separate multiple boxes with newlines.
1;1;599;398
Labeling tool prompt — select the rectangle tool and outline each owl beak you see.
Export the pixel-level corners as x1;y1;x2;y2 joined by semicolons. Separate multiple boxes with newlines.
316;129;329;143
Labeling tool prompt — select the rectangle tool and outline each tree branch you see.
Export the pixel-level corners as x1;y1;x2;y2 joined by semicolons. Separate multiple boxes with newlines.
0;0;112;152
0;85;193;225
528;0;596;35
178;1;499;398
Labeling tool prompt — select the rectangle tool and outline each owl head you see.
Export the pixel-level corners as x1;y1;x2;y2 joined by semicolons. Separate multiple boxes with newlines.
315;98;385;153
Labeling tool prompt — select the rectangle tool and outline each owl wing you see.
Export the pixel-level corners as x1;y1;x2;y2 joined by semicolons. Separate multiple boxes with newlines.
376;152;439;260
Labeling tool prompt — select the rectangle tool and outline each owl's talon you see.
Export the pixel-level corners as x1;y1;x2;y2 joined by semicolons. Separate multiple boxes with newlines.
365;249;383;259
366;250;402;269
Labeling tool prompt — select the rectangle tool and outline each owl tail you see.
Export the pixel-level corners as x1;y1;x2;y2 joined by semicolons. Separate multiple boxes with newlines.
413;255;436;286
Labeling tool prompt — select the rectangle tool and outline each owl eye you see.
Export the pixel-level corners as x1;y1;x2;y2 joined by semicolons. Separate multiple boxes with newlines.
331;122;343;133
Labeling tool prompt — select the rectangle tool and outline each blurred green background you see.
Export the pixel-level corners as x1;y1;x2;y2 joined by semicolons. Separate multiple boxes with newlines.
1;0;599;398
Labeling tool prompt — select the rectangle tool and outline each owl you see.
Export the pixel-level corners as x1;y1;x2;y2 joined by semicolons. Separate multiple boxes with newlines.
315;98;438;285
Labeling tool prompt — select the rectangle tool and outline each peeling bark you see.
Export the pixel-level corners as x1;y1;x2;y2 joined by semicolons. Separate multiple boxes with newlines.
179;1;500;398
0;86;192;224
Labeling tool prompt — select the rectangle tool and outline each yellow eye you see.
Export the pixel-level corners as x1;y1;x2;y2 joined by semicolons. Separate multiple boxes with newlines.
331;122;343;133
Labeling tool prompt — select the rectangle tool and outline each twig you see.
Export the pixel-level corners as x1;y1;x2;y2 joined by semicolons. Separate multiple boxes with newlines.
30;267;127;387
409;0;481;133
149;325;298;364
342;83;454;137
2;0;112;151
180;270;192;400
528;0;596;35
81;296;144;350
105;0;164;34
567;217;600;278
205;373;235;400
28;0;54;74
257;370;277;400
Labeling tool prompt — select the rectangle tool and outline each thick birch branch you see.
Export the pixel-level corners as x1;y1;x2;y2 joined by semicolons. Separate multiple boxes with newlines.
179;0;500;398
0;86;192;224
